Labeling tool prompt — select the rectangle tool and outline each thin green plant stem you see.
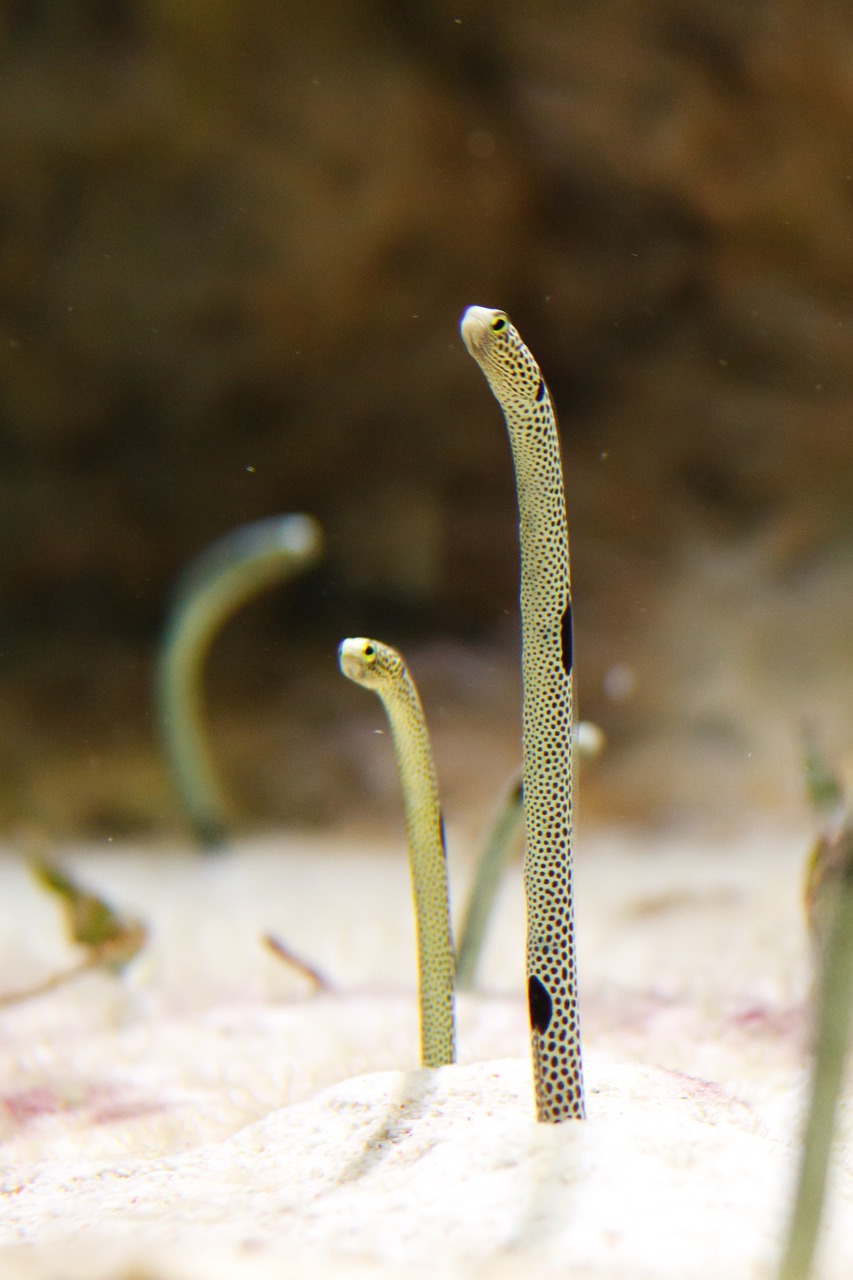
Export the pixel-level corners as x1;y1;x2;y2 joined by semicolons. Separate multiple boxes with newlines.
156;514;323;849
778;822;853;1280
456;722;604;990
455;771;524;990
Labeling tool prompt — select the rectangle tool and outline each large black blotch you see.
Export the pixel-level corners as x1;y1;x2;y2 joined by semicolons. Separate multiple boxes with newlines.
528;974;553;1035
560;600;573;675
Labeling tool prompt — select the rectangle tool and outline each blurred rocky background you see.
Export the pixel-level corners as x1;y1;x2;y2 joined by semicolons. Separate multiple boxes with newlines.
0;1;851;840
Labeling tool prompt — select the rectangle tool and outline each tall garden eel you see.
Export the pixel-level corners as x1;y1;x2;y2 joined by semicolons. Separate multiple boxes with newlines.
338;636;456;1068
156;514;323;849
461;305;585;1122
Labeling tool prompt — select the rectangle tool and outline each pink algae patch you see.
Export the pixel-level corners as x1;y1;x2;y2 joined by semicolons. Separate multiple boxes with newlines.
2;1083;164;1129
89;1096;164;1125
2;1086;67;1124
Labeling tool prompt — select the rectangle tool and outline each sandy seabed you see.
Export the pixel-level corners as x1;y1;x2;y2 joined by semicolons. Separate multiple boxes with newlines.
0;825;847;1279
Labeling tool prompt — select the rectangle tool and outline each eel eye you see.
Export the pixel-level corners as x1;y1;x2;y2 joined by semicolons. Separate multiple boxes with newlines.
363;643;376;661
490;315;507;332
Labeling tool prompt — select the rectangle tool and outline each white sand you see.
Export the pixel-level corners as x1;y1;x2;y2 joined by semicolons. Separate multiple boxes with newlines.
0;826;847;1279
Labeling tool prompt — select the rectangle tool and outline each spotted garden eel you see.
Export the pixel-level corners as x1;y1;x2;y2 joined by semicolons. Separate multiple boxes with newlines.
156;514;323;849
338;637;456;1068
461;305;584;1122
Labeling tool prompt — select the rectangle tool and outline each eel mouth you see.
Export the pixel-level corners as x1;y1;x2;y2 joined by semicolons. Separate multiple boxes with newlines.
338;637;368;682
460;305;494;357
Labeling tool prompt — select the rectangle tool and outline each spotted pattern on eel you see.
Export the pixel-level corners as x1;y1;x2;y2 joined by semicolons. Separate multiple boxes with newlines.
338;636;456;1068
461;305;585;1121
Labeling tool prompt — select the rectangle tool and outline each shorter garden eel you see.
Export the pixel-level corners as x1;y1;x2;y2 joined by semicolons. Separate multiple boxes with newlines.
338;636;456;1068
156;514;323;849
461;304;584;1122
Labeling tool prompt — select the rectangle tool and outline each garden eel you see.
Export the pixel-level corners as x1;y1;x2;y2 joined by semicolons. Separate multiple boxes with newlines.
779;811;853;1280
156;514;323;849
338;636;456;1068
461;305;585;1122
802;736;848;961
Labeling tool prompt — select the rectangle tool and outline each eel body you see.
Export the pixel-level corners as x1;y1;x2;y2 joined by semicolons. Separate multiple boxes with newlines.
338;636;456;1068
779;817;853;1280
461;305;585;1121
455;770;525;990
156;514;323;848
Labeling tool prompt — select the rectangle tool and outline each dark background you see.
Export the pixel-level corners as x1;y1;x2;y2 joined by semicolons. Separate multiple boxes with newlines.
1;2;851;839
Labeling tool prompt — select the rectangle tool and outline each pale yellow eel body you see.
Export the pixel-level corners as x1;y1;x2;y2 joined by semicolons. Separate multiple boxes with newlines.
157;514;323;848
461;305;585;1122
338;637;456;1068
